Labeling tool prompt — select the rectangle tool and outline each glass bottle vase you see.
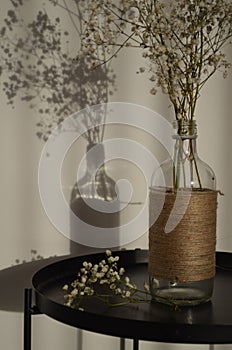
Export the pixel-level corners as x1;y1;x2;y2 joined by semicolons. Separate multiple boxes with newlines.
149;120;218;306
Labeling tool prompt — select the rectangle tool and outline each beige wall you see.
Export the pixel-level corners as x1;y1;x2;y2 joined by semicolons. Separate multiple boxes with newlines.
0;1;232;350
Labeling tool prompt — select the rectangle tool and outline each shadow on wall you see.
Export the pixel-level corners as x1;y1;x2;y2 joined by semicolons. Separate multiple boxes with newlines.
0;1;115;314
0;1;115;143
0;247;105;313
0;252;66;312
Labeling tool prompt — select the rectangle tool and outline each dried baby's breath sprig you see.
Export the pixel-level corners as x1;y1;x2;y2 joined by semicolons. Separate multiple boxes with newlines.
80;0;232;121
63;250;153;310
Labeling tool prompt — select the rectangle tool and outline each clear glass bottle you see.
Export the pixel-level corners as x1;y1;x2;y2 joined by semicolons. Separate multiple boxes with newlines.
149;120;217;306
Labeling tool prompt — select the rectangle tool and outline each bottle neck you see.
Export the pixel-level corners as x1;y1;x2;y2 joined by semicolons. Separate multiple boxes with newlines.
174;119;197;137
173;120;198;156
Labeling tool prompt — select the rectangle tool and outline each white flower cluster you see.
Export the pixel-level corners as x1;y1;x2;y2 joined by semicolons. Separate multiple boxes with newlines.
80;0;232;121
63;250;151;309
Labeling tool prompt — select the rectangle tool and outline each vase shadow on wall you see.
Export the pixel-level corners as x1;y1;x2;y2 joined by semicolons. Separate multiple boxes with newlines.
69;142;121;255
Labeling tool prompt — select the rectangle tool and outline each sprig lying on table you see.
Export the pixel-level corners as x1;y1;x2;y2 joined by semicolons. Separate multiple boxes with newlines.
63;250;152;310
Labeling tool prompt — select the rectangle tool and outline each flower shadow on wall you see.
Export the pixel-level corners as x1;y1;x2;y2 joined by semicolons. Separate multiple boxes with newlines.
0;0;116;143
0;0;116;312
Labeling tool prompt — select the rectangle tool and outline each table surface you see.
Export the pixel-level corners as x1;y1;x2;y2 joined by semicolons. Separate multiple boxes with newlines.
32;249;232;344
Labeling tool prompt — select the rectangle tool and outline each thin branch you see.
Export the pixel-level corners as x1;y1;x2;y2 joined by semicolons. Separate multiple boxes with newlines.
62;0;81;36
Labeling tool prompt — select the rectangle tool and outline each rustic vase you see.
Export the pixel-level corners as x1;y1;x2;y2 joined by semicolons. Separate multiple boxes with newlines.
149;120;218;306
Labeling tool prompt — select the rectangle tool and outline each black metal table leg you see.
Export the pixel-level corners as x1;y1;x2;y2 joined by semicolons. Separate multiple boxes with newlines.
120;338;125;350
24;288;32;350
24;288;41;350
133;339;139;350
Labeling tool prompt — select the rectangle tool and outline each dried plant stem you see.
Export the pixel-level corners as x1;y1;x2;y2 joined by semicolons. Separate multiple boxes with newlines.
173;137;202;190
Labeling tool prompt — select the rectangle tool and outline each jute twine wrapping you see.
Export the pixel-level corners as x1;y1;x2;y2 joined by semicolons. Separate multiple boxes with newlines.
149;188;218;282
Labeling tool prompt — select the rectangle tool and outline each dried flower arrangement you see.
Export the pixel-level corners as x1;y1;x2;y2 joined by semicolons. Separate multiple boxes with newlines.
80;0;232;122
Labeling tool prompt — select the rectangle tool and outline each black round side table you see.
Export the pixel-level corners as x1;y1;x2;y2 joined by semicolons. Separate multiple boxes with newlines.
24;249;232;350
